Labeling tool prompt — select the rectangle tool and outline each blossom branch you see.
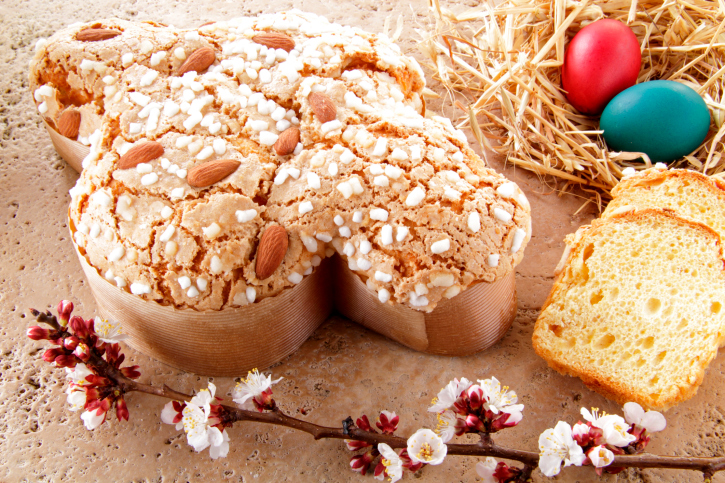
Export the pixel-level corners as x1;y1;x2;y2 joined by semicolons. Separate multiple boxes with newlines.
28;303;725;482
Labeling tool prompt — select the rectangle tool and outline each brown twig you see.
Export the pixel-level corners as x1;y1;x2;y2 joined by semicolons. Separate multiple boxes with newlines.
101;351;725;476
30;309;725;479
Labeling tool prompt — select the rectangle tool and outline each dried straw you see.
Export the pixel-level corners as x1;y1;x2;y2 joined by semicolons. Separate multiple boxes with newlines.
418;0;725;199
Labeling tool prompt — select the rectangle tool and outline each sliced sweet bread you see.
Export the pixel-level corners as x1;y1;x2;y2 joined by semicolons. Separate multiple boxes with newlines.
604;168;725;240
533;209;725;410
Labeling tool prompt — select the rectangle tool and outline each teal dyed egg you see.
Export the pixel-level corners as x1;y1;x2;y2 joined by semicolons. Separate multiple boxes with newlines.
600;80;710;162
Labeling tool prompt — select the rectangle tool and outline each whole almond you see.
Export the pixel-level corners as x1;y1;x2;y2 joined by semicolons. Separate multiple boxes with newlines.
309;92;336;123
273;127;300;156
57;109;81;139
187;159;241;187
76;28;121;41
177;47;216;75
252;32;295;53
118;142;164;169
255;225;288;280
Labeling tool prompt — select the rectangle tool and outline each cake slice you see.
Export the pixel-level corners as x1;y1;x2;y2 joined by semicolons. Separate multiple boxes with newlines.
533;209;725;410
603;168;725;239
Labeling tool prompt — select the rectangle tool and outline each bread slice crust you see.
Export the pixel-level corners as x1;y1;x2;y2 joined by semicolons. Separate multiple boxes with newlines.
533;209;725;410
605;169;725;239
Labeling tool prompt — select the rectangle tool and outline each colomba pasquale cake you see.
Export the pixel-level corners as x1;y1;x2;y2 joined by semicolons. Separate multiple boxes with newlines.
30;12;531;374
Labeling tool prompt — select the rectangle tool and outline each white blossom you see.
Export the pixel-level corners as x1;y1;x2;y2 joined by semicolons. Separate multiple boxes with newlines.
65;363;93;412
589;445;615;468
623;402;666;433
93;316;130;344
475;457;498;483
66;388;86;412
232;369;283;409
428;377;472;413
80;408;106;430
407;429;447;466
538;421;586;477
479;377;524;416
375;443;403;482
177;383;230;459
66;363;93;386
581;408;636;447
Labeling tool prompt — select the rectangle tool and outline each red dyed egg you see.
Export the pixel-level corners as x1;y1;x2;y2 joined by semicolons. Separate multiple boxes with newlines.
562;19;641;115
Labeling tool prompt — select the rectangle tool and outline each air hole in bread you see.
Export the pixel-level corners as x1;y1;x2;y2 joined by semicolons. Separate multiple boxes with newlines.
677;319;688;330
590;291;603;305
655;350;667;365
582;244;594;262
549;324;564;338
711;302;722;314
649;375;659;386
636;358;646;368
642;336;655;349
644;297;662;316
594;333;615;350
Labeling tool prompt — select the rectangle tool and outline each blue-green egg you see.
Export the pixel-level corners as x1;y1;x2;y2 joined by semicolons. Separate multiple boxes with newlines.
600;80;710;163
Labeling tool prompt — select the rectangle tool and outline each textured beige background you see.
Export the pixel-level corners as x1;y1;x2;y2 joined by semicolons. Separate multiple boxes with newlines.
2;0;724;482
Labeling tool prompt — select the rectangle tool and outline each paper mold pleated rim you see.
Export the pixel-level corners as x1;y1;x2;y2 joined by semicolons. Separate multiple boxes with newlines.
416;0;725;205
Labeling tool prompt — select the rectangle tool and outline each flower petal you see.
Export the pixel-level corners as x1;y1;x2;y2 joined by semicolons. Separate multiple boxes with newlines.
161;401;180;425
623;402;645;425
476;458;498;483
538;454;563;477
641;410;666;433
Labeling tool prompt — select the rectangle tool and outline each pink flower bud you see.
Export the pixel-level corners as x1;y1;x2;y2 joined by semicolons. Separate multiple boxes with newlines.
63;335;79;351
57;300;74;325
74;343;91;362
492;410;523;431
345;439;371;451
356;415;373;432
376;411;399;435
69;316;88;338
27;326;49;340
86;317;96;335
493;461;522;481
120;365;141;380
43;347;63;363
466;414;485;432
350;451;374;474
54;354;77;368
116;397;129;422
467;386;484;411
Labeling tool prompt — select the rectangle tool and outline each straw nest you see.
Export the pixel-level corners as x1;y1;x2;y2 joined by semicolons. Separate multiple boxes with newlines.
418;0;725;201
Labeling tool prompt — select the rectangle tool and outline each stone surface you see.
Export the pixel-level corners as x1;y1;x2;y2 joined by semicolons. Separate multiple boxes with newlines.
0;0;723;482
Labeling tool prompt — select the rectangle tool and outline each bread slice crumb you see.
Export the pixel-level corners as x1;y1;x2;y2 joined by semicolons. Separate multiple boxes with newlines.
533;209;725;410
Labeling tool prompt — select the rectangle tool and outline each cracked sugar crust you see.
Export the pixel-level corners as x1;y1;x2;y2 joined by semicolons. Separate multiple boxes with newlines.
30;11;532;312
